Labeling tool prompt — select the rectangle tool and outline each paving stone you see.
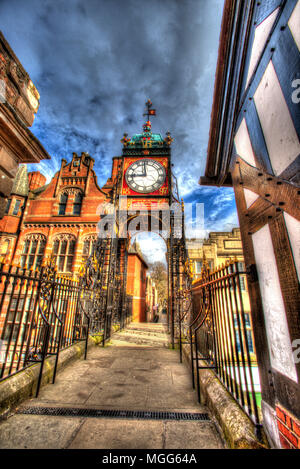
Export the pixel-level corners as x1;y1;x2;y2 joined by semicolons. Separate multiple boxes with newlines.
37;379;97;404
165;421;225;449
86;384;149;409
0;415;83;449
0;322;225;449
67;418;164;449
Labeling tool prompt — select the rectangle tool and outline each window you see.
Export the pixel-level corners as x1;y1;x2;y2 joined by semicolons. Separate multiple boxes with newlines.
52;235;76;273
20;235;46;270
0;238;11;263
0;238;10;256
13;199;21;216
239;276;246;291
73;192;83;216
82;236;96;262
195;261;202;273
5;199;11;214
234;313;254;353
58;193;68;215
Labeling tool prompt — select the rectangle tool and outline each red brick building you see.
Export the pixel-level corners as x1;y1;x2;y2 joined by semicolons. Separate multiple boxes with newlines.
0;152;112;274
0;152;154;323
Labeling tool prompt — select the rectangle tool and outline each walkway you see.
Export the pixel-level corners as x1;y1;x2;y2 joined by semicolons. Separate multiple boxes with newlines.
0;323;225;449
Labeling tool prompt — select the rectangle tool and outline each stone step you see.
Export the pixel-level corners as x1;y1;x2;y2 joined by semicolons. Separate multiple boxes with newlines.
119;329;167;338
111;335;169;347
112;330;168;342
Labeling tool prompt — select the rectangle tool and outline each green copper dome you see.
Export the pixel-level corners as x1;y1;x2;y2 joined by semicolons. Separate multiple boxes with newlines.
130;131;164;147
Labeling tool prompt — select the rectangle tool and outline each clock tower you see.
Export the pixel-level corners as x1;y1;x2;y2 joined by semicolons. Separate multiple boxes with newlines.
85;101;191;346
119;100;174;217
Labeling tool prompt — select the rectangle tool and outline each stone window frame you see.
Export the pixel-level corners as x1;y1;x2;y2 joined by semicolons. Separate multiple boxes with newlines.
82;234;97;262
58;192;68;216
52;233;76;273
12;199;21;216
20;233;46;270
57;188;84;216
73;191;83;216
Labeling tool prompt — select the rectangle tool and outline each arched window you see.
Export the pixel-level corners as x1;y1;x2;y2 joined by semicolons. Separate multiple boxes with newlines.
82;235;96;262
52;234;76;273
58;193;68;215
73;192;83;216
20;234;46;270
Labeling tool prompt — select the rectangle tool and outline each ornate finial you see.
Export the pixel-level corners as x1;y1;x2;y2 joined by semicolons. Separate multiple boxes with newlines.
164;131;173;146
121;133;131;147
143;120;152;133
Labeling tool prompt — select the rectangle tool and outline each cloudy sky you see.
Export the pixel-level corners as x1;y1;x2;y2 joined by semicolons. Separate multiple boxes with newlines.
1;0;238;262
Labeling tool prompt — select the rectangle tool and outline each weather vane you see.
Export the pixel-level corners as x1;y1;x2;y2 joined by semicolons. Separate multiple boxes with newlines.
143;99;156;120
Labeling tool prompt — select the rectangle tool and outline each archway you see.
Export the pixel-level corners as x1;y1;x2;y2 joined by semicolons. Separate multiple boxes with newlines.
131;231;168;324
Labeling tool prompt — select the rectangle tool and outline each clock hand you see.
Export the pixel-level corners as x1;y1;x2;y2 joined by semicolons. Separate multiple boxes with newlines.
132;163;147;178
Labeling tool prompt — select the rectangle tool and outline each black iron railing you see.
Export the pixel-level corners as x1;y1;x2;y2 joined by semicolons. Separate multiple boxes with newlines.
0;258;132;396
179;259;262;437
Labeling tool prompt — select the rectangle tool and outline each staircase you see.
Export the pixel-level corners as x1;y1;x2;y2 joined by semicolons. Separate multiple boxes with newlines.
111;322;169;348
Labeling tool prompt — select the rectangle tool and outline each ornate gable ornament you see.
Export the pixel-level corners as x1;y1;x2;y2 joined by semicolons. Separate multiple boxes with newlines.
25;233;46;241
53;233;76;242
59;187;83;197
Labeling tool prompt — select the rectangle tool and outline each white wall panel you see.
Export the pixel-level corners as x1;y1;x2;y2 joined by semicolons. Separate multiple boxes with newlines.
254;61;300;176
234;118;257;167
288;0;300;51
252;224;297;382
243;188;259;208
246;8;279;89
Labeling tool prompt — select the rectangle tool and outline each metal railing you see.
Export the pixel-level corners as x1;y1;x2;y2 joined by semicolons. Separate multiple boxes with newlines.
0;259;132;396
179;259;262;438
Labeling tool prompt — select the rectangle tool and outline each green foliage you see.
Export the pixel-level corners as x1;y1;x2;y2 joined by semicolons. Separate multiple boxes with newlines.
148;261;168;306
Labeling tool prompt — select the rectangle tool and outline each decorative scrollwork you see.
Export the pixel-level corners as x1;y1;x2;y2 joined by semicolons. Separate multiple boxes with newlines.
40;256;57;302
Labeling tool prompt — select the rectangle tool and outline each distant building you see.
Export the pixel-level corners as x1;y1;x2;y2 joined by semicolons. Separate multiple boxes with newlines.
0;32;50;219
187;228;255;356
145;274;158;322
187;228;244;280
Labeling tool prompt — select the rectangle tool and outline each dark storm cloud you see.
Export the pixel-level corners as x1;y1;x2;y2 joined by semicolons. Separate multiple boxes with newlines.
0;0;237;235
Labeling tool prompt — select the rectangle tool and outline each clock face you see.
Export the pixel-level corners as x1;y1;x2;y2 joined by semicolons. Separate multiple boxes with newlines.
125;159;166;194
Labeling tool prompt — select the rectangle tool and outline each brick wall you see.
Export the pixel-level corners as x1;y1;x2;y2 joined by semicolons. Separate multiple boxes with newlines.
127;253;147;322
276;405;300;449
